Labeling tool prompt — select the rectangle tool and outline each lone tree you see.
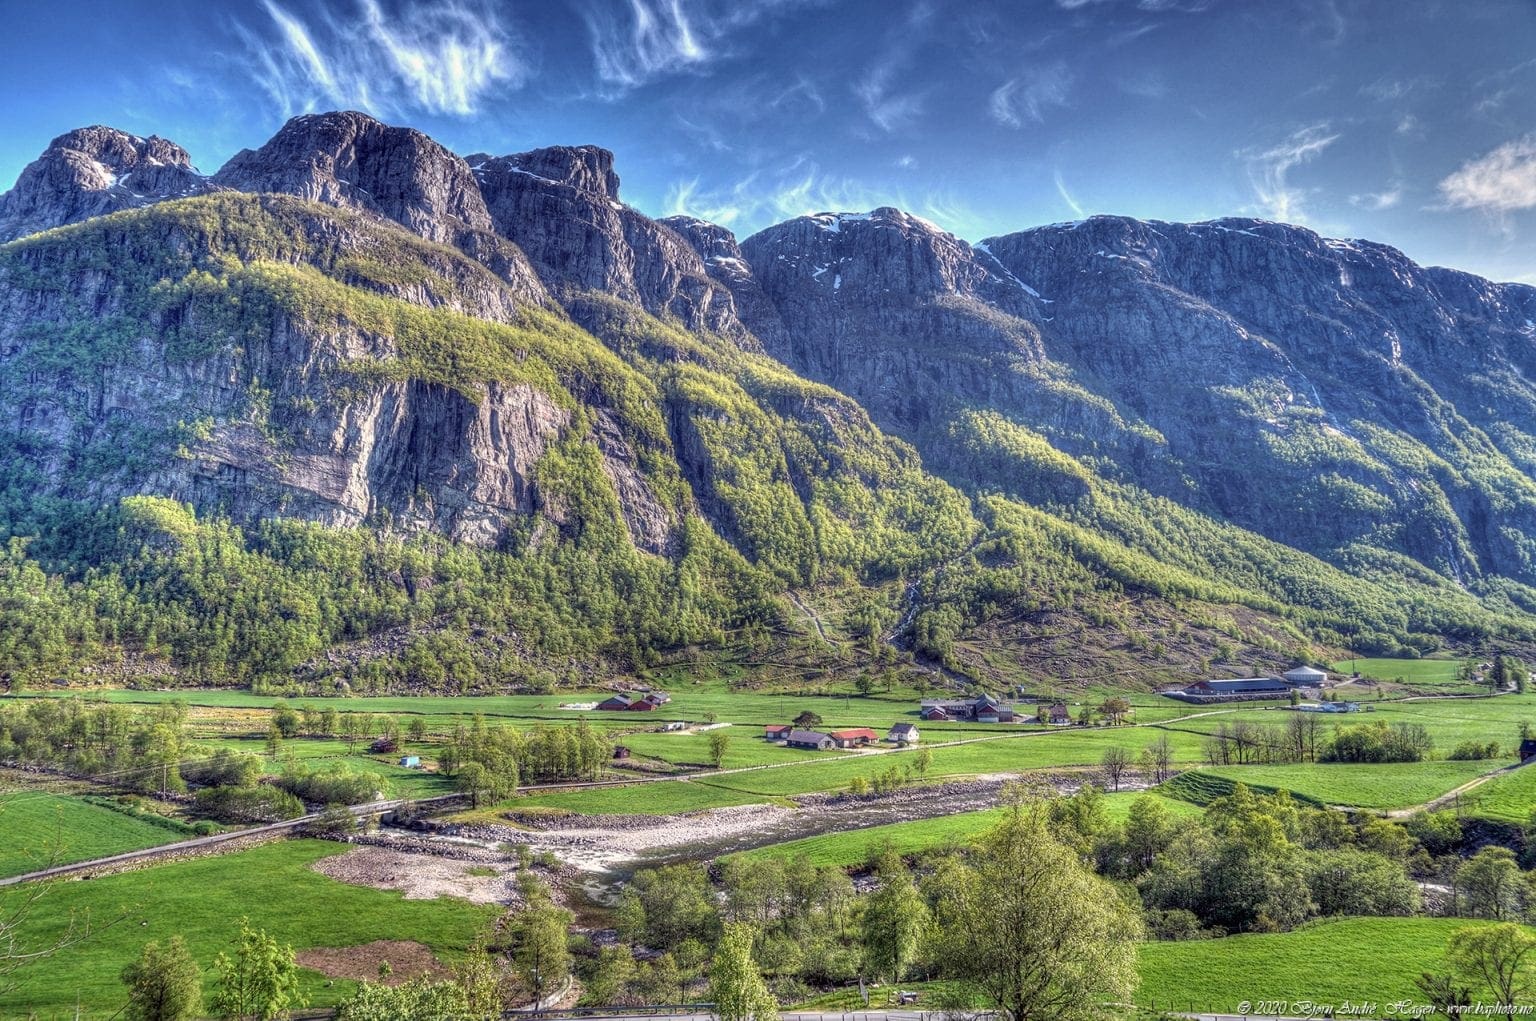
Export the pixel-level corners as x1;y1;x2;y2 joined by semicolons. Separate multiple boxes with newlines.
709;923;778;1021
927;800;1143;1021
210;918;305;1021
1447;923;1536;1007
861;849;929;983
121;936;203;1021
1100;746;1130;792
792;710;823;730
1098;697;1131;726
709;730;731;769
508;887;573;1007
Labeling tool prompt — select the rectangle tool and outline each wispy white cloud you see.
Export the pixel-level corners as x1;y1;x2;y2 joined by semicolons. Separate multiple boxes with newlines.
664;176;745;225
1241;123;1339;223
1359;75;1436;102
853;3;934;133
661;156;984;237
1054;169;1086;218
1439;135;1536;213
580;0;815;92
1349;184;1403;211
990;63;1074;127
236;0;523;118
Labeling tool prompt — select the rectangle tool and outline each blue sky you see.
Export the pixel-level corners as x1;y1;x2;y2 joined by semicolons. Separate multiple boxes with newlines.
3;0;1534;283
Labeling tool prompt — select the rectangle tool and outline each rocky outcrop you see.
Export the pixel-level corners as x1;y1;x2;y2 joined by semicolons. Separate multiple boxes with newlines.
0;127;216;242
471;146;745;338
658;215;779;352
213;112;549;303
0;199;677;552
214;111;493;243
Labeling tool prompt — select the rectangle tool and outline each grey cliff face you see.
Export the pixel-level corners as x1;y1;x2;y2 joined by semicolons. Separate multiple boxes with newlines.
658;215;780;352
0;206;674;554
471;146;745;338
982;215;1536;580
0;126;216;242
734;208;1064;436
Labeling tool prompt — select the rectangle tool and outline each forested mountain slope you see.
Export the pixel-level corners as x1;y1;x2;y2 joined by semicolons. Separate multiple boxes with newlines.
0;112;1531;693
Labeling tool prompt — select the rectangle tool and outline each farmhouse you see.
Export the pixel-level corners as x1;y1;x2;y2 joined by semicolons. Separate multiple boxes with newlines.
829;727;879;748
918;695;1019;722
612;745;631;760
397;755;420;768
763;724;792;740
786;729;835;750
1520;738;1536;763
888;722;921;744
1038;703;1072;725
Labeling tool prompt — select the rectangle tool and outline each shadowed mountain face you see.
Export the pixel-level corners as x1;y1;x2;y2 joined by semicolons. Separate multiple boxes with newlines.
677;209;1536;589
1;110;1533;689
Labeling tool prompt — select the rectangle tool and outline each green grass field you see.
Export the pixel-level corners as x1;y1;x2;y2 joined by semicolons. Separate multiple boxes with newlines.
0;840;496;1020
0;794;191;879
1462;763;1536;823
1137;917;1527;1016
1329;656;1466;687
737;792;1202;867
1171;760;1499;810
698;727;1207;797
198;735;457;798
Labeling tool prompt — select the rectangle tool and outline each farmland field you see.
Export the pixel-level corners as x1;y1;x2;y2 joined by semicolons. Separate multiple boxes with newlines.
1137;917;1529;1016
1183;760;1500;809
1328;656;1466;687
0;793;192;879
1463;762;1536;823
0;840;496;1020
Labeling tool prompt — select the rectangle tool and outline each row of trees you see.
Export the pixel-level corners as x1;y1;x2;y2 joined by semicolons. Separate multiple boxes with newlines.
0;698;190;796
1200;717;1433;766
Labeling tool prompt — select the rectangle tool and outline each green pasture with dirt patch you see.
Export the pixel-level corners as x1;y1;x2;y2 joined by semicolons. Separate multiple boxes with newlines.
0;839;496;1020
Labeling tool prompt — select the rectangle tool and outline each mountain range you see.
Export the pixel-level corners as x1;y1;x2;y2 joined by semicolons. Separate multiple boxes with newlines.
2;111;1533;694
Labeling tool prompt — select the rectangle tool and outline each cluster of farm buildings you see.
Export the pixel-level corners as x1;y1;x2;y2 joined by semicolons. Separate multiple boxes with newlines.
1162;666;1335;704
760;695;1076;751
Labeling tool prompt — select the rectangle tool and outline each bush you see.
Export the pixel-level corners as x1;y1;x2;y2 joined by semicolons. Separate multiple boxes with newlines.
194;785;305;824
1447;740;1501;761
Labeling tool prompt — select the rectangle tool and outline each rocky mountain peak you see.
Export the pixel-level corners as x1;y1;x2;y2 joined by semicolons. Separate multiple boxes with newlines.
212;110;494;245
742;207;1039;318
471;146;742;337
470;145;620;200
0;125;215;242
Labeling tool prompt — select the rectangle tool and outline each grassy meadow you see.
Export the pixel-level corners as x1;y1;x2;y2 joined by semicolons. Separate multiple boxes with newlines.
0;793;192;879
1136;917;1529;1016
0;840;496;1020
